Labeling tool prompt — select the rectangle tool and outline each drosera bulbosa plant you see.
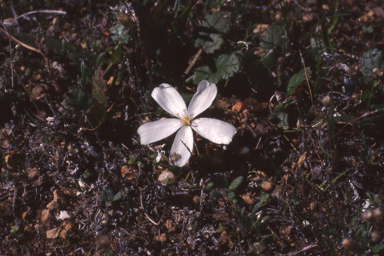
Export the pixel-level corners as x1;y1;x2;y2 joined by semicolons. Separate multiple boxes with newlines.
1;0;384;255
137;80;236;167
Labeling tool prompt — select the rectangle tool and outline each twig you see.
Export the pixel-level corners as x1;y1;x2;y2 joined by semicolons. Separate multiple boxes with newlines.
12;69;40;112
299;49;317;113
0;22;14;89
184;48;203;75
3;10;67;25
0;27;42;53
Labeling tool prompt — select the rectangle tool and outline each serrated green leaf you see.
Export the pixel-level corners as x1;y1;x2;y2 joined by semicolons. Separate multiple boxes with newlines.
65;90;92;112
269;97;296;130
260;25;284;50
228;176;244;190
79;103;107;129
109;23;129;44
193;52;240;84
361;49;384;74
92;66;107;106
287;68;310;96
261;49;279;68
194;11;230;53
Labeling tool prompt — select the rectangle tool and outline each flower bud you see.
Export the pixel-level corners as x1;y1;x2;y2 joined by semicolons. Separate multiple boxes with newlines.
341;238;355;250
322;95;333;107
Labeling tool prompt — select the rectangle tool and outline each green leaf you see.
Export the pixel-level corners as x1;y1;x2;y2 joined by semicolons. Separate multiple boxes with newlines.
361;49;384;74
372;244;384;253
113;191;122;201
228;176;244;190
211;190;223;198
98;195;109;202
206;182;214;189
92;66;107;106
194;11;230;53
79;103;107;129
261;192;270;203
65;90;92;112
227;191;236;199
217;173;228;189
268;97;296;130
193;52;240;84
261;49;279;68
260;25;284;50
10;226;20;234
109;23;130;44
287;68;310;96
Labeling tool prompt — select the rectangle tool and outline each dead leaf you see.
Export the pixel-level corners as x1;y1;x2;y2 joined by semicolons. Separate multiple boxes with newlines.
27;167;40;179
232;101;243;112
60;222;75;239
240;192;255;205
297;152;307;170
41;209;51;223
46;189;59;210
46;227;61;239
253;24;269;33
121;165;129;178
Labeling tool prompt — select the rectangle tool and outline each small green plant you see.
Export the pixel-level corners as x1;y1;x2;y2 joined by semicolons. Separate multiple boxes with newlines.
98;187;123;206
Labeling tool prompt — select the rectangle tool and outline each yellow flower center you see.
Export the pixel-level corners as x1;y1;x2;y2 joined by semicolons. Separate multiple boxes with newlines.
182;116;191;126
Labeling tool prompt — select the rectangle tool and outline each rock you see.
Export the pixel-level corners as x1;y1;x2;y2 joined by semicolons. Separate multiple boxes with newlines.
261;181;274;192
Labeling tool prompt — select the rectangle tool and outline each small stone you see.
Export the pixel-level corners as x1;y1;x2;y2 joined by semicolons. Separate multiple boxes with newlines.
240;192;254;205
232;101;243;112
165;219;176;232
279;225;292;240
28;167;40;179
261;181;274;192
271;186;283;199
56;211;71;221
362;209;373;222
154;233;167;242
322;95;333;107
373;208;383;221
371;230;382;243
341;238;355;250
31;86;44;100
96;234;110;248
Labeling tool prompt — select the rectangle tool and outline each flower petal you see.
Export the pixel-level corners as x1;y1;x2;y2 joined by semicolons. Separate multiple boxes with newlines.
152;84;187;118
138;118;182;145
170;126;193;167
192;118;237;144
187;80;217;118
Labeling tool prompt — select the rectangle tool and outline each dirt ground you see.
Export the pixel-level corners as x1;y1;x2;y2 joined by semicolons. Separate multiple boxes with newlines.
1;0;384;255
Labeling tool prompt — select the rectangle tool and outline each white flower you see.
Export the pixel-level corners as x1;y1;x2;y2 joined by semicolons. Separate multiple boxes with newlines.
138;80;237;167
